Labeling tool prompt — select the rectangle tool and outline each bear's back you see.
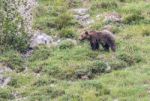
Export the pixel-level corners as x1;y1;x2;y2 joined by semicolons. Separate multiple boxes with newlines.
100;30;115;39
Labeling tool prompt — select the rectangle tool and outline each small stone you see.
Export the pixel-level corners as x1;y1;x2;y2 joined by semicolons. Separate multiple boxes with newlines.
81;75;89;80
104;12;122;23
102;25;113;32
72;8;89;16
30;31;53;48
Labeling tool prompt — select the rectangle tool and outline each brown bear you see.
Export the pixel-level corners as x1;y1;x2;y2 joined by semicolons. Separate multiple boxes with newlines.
79;30;116;52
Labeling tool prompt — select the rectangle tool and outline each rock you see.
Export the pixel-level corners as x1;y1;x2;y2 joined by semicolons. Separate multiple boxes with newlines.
0;63;12;73
0;76;11;88
81;75;89;80
74;14;94;27
105;62;111;73
74;14;90;20
0;63;12;88
22;48;34;58
30;31;53;48
104;12;122;23
12;92;22;99
96;14;103;20
113;99;119;101
17;0;38;34
72;8;94;27
72;8;89;16
102;25;113;32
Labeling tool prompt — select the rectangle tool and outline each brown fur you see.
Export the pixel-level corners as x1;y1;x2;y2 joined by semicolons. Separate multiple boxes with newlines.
79;30;116;52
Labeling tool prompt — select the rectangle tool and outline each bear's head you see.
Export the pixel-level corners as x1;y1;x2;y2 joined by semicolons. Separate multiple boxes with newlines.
79;31;90;41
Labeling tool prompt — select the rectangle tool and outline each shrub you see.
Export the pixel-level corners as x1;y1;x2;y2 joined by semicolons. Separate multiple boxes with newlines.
91;1;118;10
67;0;82;8
90;61;107;74
141;29;150;37
29;45;52;62
117;52;142;66
100;1;118;9
74;61;108;79
0;1;29;52
110;60;128;70
1;18;29;52
123;13;144;24
54;12;76;29
59;27;76;38
58;39;76;49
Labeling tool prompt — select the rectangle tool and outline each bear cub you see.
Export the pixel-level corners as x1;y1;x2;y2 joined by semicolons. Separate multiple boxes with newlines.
79;30;116;52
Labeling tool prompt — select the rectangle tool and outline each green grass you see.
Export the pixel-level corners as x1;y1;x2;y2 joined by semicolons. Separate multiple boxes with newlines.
1;0;150;100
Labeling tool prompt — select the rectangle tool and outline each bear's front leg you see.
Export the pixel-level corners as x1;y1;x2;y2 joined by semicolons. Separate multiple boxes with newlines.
90;41;99;50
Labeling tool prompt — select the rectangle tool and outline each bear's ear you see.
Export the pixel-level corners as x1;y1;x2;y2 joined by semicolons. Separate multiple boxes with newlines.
85;31;89;35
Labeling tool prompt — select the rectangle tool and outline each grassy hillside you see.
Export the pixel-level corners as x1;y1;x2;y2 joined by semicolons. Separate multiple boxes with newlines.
0;0;150;101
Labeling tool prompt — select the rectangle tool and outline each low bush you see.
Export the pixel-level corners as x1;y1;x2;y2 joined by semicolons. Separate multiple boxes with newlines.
110;60;128;70
123;13;144;24
91;1;118;10
1;1;29;52
74;61;108;79
141;29;150;37
59;27;76;38
0;18;29;52
58;40;76;49
100;1;118;9
67;0;82;8
117;52;142;66
90;61;108;74
54;12;76;30
29;46;52;62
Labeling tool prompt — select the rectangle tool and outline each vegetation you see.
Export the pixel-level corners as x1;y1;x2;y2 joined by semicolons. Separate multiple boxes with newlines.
0;0;29;53
0;0;150;101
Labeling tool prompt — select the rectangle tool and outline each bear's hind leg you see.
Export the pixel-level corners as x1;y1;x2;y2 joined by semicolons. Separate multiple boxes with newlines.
102;44;110;52
90;42;95;50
